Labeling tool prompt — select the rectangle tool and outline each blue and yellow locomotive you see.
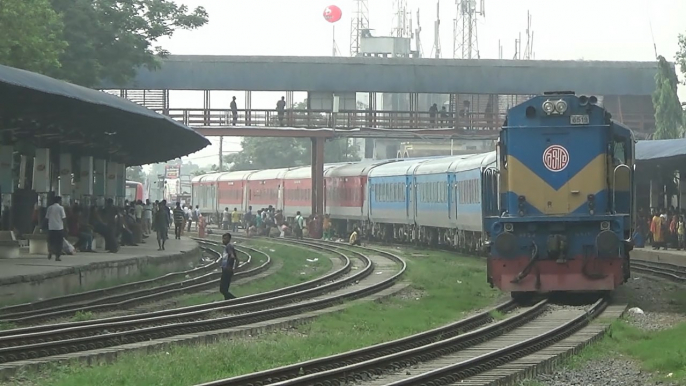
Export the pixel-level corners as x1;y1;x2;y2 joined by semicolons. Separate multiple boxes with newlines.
484;92;634;297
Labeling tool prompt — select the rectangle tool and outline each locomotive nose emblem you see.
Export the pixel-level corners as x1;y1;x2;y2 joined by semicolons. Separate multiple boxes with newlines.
542;145;569;172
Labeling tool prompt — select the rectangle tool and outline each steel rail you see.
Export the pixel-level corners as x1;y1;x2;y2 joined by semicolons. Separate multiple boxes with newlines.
0;241;351;344
0;245;262;325
632;259;686;283
0;242;223;317
385;297;608;386
0;240;400;363
194;300;518;386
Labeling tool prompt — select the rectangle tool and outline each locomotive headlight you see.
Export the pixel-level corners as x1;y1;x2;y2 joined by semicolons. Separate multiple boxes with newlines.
504;223;514;232
555;100;568;114
600;221;610;231
542;100;555;115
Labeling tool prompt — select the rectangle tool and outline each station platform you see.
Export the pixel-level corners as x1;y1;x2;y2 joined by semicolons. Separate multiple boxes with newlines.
632;247;686;267
0;237;200;306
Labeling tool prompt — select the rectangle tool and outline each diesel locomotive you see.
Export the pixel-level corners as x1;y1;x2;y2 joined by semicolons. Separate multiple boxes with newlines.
484;92;635;298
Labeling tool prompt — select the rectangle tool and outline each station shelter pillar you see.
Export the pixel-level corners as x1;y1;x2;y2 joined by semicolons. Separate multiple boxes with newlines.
58;153;73;205
33;148;50;207
0;145;14;210
0;145;14;229
77;156;94;206
116;164;126;205
649;179;662;210
93;159;106;206
311;137;325;217
105;161;118;204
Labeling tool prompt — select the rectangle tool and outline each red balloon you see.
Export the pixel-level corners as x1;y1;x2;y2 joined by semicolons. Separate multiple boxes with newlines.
323;5;342;23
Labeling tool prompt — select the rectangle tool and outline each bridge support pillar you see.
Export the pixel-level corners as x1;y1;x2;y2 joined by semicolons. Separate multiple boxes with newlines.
311;137;325;216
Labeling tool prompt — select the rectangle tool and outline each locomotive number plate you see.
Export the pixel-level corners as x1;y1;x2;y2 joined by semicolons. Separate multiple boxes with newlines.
570;114;590;125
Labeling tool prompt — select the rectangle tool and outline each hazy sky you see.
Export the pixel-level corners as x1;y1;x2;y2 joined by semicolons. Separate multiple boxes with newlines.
151;0;686;168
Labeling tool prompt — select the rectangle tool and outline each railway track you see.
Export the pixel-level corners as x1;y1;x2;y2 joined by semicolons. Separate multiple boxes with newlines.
0;243;267;325
197;297;617;386
0;242;220;316
0;238;405;366
631;259;686;283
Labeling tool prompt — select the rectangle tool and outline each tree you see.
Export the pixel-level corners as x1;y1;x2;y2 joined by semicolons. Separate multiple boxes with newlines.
126;166;146;182
652;56;683;139
677;33;686;129
226;137;310;171
48;0;208;87
677;33;686;81
0;0;66;73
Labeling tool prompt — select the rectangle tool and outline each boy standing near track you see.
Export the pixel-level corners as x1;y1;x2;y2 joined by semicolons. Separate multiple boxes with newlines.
220;233;239;300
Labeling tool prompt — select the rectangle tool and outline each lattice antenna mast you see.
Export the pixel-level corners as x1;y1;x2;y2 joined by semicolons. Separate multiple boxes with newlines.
523;10;534;60
392;0;411;38
452;0;485;59
431;1;441;58
415;9;423;57
350;0;369;57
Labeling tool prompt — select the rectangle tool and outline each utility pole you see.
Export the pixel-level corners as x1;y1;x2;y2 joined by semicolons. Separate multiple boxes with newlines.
218;137;223;171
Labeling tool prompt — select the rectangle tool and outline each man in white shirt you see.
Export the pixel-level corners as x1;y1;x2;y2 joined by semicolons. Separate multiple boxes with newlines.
134;200;144;226
143;199;153;235
45;196;67;261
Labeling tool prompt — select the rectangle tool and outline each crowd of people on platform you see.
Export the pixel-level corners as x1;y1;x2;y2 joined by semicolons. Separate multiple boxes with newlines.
35;191;368;263
215;205;362;246
32;196;209;260
635;207;686;250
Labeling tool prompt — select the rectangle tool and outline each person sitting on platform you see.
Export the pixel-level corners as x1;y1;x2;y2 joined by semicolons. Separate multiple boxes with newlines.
119;208;137;247
90;206;117;253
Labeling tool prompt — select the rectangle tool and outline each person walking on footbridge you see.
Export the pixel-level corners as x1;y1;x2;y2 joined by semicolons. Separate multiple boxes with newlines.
220;232;239;300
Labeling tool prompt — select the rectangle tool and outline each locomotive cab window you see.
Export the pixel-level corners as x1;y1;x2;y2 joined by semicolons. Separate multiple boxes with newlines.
611;139;627;165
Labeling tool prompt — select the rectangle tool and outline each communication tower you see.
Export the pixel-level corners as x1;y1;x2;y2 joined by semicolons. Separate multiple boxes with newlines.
430;1;441;58
415;9;423;57
452;0;485;59
349;0;370;57
523;11;535;59
392;0;411;38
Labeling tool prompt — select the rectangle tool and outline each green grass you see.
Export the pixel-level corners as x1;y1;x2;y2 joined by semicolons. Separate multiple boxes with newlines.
563;319;686;383
6;246;501;386
71;311;95;322
171;240;335;307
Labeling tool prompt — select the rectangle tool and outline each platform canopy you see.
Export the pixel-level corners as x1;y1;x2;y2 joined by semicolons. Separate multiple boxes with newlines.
636;138;686;170
0;64;210;166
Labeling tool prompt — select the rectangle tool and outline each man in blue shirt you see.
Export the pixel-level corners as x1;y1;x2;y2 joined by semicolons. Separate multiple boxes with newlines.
220;232;239;300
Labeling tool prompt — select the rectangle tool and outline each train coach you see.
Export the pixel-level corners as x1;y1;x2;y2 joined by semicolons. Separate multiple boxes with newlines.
217;170;256;216
325;159;399;233
191;173;223;218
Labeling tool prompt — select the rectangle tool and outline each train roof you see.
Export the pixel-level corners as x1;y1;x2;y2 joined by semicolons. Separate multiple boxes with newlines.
414;154;478;175
284;163;350;180
368;158;434;178
216;170;258;182
325;159;401;178
247;167;294;181
191;175;203;183
451;151;497;172
200;173;226;183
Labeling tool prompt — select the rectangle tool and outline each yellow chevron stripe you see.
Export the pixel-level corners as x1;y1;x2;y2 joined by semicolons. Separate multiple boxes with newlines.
506;154;607;214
